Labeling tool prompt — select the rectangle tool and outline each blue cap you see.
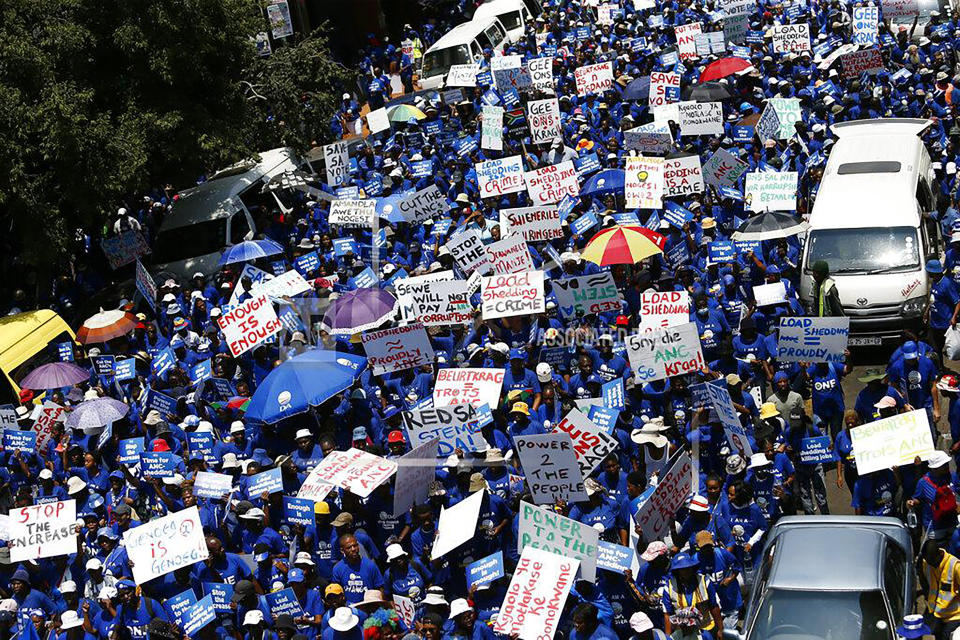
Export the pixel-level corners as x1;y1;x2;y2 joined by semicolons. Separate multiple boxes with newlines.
902;340;919;359
722;274;736;286
766;265;781;275
926;259;944;274
671;552;699;571
116;579;136;590
287;568;305;583
109;471;124;480
97;527;119;541
508;348;525;360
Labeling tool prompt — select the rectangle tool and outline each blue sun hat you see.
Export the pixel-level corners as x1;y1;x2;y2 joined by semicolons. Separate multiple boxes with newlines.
895;614;930;639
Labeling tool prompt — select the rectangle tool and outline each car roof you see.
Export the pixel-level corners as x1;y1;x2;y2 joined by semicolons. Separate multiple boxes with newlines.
474;0;525;20
428;17;500;51
768;527;884;591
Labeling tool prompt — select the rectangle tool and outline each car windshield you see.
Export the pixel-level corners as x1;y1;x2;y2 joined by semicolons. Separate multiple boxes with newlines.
421;45;470;78
751;589;893;640
806;226;920;274
154;218;227;264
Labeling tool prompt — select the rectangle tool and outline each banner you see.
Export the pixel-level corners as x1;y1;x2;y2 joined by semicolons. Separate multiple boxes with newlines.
625;156;664;209
624;124;674;154
361;324;435;375
494;547;579;640
515;433;587;504
404;405;484;457
574;62;613;96
552;409;619;478
446;229;493;275
101;230;150;269
397;185;449;224
551;273;620;318
638;291;690;330
9;500;76;562
481;105;504;151
745;171;798;212
634;451;692;541
850;410;935;475
124;506;208;584
432;489;484;559
476;156;525;198
524;162;579;205
678;102;723;136
527;57;554;90
433;368;504;407
841;48;884;78
664;155;705;197
772;23;811;52
675;22;703;59
649;72;681;107
392;438;440;517
447;64;478;87
323;141;349;186
500;206;563;242
852;5;879;44
216;295;282;357
305;448;397;499
482;271;545;320
527;99;562;145
518;502;598;582
703;148;749;187
488;235;535;274
777;317;850;363
626;322;705;383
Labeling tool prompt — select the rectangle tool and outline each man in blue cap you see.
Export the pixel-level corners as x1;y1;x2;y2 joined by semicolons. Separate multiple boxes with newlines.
925;258;960;362
115;577;168;636
661;552;723;640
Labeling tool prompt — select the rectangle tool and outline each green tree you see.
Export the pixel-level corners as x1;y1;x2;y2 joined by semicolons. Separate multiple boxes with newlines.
0;0;353;265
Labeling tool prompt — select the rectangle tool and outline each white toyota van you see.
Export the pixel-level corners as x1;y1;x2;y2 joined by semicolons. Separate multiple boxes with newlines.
472;0;533;42
419;18;509;90
799;119;941;345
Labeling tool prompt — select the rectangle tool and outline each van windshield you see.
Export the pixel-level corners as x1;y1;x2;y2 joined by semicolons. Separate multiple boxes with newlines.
422;45;470;78
751;589;892;640
155;218;228;264
806;226;920;275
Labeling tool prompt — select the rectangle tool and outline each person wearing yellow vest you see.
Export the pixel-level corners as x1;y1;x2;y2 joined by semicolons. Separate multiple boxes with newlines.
920;540;960;639
811;260;845;317
660;552;723;640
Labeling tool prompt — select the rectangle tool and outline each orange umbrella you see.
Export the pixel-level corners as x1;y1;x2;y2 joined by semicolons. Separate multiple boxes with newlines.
76;309;138;345
582;225;666;266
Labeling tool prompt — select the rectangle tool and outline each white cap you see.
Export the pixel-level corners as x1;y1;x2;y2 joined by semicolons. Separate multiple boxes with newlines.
929;450;952;469
86;558;103;571
536;362;553;383
196;420;214;434
294;551;315;566
97;586;117;600
386;544;408;561
630;612;654;633
59;581;77;594
38;469;53;480
0;600;16;613
244;610;265;626
295;429;313;440
162;473;185;486
230;421;245;434
449;598;473;619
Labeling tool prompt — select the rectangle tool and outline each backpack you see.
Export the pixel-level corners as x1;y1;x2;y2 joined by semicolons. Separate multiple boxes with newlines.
928;478;958;528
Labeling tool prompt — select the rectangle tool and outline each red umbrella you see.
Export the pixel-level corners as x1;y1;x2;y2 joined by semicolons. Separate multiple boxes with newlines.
699;57;752;83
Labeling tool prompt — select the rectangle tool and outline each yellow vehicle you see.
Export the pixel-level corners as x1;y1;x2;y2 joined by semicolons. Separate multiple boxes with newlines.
0;310;78;404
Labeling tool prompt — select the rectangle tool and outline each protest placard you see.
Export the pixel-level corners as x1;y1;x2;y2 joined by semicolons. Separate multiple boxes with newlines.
500;206;564;242
852;5;879;44
362;324;435;375
392;438;440;517
695;31;727;56
404;405;484;457
487;235;535;274
527;99;562;145
649;72;681;107
527;57;554;89
181;595;216;637
140;451;176;478
777;317;850;363
411;279;472;327
597;541;636;573
395;270;454;322
306;448;398;498
393;595;416;629
323;141;349;186
135;259;157;310
433;368;505;407
575;62;613;95
31;401;64;452
0;408;16;430
118;437;144;464
768;97;802;139
639;291;690;331
881;0;917;18
467;551;505;588
625;156;664;209
167;590;197;627
551;273;621;318
518;502;598;581
476;156;525;198
515;433;587;504
753;281;787;306
850;410;935;475
8;500;76;562
703;148;749;187
446;64;478;87
679;102;723;136
675;22;703;59
250;270;312;301
446;229;492;275
524;162;579;205
756;102;781;143
626;322;705;383
186;431;214;464
705;383;753;457
283;497;315;526
101;230;150;269
124;506;208;584
3;430;35;454
634;451;692;540
264;588;304;618
481;105;504;151
745;171;798;212
396;185;448;224
492;55;530;91
552;409;619;478
432;489;484;559
624;124;674;154
709;240;737;264
193;472;233;499
800;436;837;464
247;468;283;496
366;107;390;134
495;547;579;640
841;48;884;78
329;199;375;227
216;295;282;357
663;155;705;197
482;271;545;320
772;23;810;52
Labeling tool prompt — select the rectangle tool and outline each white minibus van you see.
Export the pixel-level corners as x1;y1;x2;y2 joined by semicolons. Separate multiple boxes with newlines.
419;18;509;90
472;0;534;42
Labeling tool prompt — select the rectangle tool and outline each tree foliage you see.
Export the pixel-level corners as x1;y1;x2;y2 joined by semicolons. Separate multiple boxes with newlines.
0;0;354;263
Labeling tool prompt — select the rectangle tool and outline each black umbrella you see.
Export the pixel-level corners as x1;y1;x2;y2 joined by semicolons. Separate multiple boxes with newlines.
731;211;809;241
622;76;650;101
682;81;735;101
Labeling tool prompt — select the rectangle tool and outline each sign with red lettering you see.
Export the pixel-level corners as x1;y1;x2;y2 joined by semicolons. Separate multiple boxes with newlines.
527;98;562;145
841;48;884;78
494;547;579;640
361;324;435;375
633;451;692;541
703;147;748;188
476;156;526;198
482;270;545;320
303;448;397;498
124;506;208;584
551;409;619;478
9;500;76;562
649;72;680;107
434;368;505;408
639;290;691;331
574;62;613;96
500;206;564;242
663;155;704;197
523;162;579;206
625;156;664;209
31;401;65;452
626;322;705;383
517;502;598;582
487;235;535;274
216;295;283;357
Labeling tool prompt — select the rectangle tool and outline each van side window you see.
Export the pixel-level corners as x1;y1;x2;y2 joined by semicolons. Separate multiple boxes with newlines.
476;31;493;50
230;211;252;245
485;23;505;47
883;543;905;621
471;41;482;60
916;178;933;212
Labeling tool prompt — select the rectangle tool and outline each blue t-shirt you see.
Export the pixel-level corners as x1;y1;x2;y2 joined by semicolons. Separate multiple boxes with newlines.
331;557;384;603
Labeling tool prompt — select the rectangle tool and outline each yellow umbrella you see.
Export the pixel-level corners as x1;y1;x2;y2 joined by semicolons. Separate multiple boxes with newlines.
581;225;667;266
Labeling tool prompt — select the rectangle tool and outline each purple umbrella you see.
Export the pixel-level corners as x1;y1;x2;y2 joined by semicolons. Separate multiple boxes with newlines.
321;289;398;335
65;397;129;431
20;362;90;390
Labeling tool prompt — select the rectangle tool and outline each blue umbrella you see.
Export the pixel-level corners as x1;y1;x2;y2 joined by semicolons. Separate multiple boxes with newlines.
218;239;285;266
580;169;625;197
245;349;367;424
622;77;650;101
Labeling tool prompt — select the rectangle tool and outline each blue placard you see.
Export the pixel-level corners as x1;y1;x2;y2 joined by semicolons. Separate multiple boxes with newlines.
145;388;177;417
663;202;694;228
333;238;359;257
209;378;234;400
708;240;736;264
293;251;320;275
57;342;74;362
118;437;145;464
202;583;234;613
588;405;620;433
364;175;384;197
431;218;453;237
92;355;116;377
558;194;578;220
167;589;197;626
733;125;755;142
424;120;442;136
799;436;837;464
576;26;591;39
264;588;304;618
351;267;379;290
279;308;305;334
411;160;432;178
475;403;494;429
270;260;286;276
151;348;176;378
734;240;761;256
660;50;679;66
574;152;601;176
539;346;576;372
284;496;316;526
612;212;640;225
385;268;408;286
571;212;598;236
644;211;661;231
247;467;283;496
115;358;136;382
97;423;113;451
717;186;743;201
666;241;689;270
541;43;558;57
502;88;520;108
190;360;212;386
456;137;479;157
648;14;664;27
784;4;801;19
476;69;493;86
336;186;360;199
3;430;36;454
182;595;216;637
597;541;635;572
602;378;625;410
467;551;504;589
746;30;764;44
140;451;176;478
690;378;726;408
187;432;216;463
732;45;751;58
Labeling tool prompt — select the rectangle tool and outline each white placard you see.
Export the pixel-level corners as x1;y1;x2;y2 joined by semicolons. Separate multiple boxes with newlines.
447;64;478;87
777;317;850;363
323;141;349;186
639;290;690;331
705;383;753;457
216;295;282;357
487;235;535;274
446;229;493;275
415;279;473;327
397;185;449;224
574;62;613;96
476;156;525;198
675;22;703;59
664;155;705;197
304;448;398;498
756;102;781;143
515;433;587;504
393;438;440;517
434;368;504;407
518;502;599;582
527;57;554;90
624;123;674;154
404;405;485;458
482;105;504;151
32;401;65;453
494;547;579;640
527;99;562;145
881;0;917;19
769;97;802;139
703;148;749;188
745;171;798;212
772;23;811;52
124;506;208;584
753;281;787;306
850;410;935;475
626;322;705;383
524;162;579;205
482;271;545;320
853;6;879;45
395;270;453;321
9;500;77;563
552;273;621;318
500;206;564;242
366;108;390;134
251;270;312;300
432;490;484;559
649;71;680;107
361;324;435;375
552;409;619;478
633;452;692;541
625;156;664;209
679;101;724;136
329;199;376;226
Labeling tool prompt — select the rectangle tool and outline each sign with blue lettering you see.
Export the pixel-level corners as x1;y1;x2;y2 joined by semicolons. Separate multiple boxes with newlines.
777;317;850;363
115;358;136;382
118;437;144;464
284;497;315;526
575;152;601;176
264;588;304;618
571;212;598;236
800;436;837;464
293;251;320;275
467;551;504;588
3;430;35;453
203;583;233;613
57;342;74;362
602;378;625;409
92;355;116;377
248;468;283;496
708;240;736;264
597;541;635;572
140;451;177;478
